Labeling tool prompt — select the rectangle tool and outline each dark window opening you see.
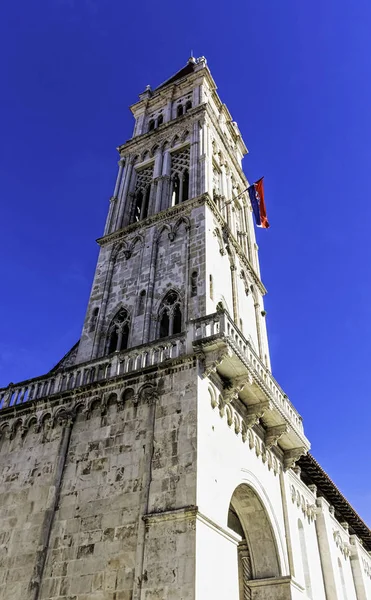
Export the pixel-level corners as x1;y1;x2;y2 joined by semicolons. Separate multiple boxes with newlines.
106;308;130;355
120;323;129;351
177;104;183;117
138;290;146;315
142;186;150;219
157;114;163;126
185;100;192;112
173;305;182;334
182;170;189;202
160;311;170;338
191;271;198;297
148;119;155;131
90;307;99;332
158;291;182;338
108;329;118;354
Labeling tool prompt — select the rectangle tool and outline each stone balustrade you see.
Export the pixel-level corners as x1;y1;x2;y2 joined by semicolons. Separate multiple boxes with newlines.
0;335;186;410
193;310;305;435
0;309;303;444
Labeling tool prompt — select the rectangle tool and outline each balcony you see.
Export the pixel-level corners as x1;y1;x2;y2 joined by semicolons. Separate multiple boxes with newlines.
192;310;310;456
0;335;186;411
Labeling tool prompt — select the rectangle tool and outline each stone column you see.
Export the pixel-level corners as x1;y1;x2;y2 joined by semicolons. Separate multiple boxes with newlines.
153;148;164;215
103;195;117;236
198;120;207;194
114;158;134;230
238;541;252;600
160;150;171;211
189;121;199;198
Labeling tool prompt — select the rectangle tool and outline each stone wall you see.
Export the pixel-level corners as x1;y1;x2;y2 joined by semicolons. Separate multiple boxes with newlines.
0;359;198;600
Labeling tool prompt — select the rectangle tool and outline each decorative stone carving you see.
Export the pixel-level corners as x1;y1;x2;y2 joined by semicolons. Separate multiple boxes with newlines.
265;424;289;449
290;484;317;522
283;447;307;471
245;401;272;429
362;557;371;579
333;530;352;558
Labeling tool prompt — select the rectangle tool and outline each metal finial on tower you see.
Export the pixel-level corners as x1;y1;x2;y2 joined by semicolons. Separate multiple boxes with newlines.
188;50;196;64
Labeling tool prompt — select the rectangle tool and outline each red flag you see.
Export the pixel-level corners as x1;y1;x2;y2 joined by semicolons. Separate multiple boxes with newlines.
255;178;269;229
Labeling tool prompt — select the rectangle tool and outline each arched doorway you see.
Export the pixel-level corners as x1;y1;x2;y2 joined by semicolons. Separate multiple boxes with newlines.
228;484;281;599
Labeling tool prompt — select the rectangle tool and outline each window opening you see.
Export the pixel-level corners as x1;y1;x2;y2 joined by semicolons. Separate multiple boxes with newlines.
142;186;150;219
148;119;155;131
157;114;163;126
183;169;189;202
177;104;183;117
137;290;146;315
158;291;182;338
185;100;192;112
90;307;99;332
191;271;198;297
107;308;131;354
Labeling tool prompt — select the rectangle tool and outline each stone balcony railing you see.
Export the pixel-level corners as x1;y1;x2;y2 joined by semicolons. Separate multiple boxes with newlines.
192;310;310;454
0;335;186;411
0;311;310;456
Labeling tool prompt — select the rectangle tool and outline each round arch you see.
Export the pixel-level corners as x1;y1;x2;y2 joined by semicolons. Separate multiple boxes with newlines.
228;483;282;580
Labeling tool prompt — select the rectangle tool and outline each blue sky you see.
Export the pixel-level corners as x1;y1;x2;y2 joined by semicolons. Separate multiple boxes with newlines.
0;0;370;524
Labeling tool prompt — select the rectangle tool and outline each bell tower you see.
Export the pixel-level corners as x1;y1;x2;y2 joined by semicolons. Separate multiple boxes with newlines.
76;55;270;369
4;56;369;600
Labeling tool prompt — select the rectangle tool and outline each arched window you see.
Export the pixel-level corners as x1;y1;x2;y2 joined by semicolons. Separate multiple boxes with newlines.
171;173;181;206
182;169;189;202
185;100;192;112
148;119;155;131
106;308;130;354
137;290;146;315
191;271;198;297
157;113;163;126
158;291;182;338
298;520;312;598
177;104;183;117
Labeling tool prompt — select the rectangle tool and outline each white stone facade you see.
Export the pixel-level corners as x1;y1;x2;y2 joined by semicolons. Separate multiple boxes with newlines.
0;56;370;600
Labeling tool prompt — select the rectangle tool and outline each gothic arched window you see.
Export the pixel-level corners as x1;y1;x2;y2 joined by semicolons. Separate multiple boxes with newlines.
148;119;155;132
185;100;192;112
177;104;183;117
157;114;163;126
169;148;190;207
131;165;153;224
158;291;182;338
106;308;130;354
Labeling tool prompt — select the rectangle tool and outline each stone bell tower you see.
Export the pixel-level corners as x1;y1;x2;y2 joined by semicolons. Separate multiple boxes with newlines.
75;55;271;370
2;56;369;600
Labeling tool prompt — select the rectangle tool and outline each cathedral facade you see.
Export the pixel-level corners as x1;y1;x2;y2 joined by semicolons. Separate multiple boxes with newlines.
0;57;370;600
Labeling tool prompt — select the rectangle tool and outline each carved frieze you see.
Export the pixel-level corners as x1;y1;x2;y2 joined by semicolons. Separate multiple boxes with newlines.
290;484;317;522
333;530;352;558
